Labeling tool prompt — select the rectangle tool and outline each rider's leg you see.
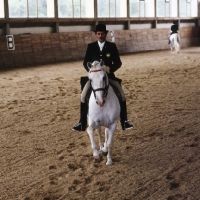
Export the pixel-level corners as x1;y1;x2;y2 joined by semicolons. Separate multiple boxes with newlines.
120;101;134;130
72;81;90;132
109;79;133;130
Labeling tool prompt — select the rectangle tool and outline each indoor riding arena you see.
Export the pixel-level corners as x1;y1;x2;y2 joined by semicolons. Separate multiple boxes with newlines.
0;1;200;200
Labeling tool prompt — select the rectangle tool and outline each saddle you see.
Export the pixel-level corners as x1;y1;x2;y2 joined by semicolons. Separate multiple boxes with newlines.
80;76;123;103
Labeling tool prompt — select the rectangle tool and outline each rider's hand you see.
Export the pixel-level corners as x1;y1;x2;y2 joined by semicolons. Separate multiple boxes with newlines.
103;65;110;74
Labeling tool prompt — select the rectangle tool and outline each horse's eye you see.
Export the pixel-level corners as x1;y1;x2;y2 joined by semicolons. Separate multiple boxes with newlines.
103;76;106;80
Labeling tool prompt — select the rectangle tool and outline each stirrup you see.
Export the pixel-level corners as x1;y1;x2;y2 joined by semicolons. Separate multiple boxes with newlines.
124;120;134;130
72;122;82;132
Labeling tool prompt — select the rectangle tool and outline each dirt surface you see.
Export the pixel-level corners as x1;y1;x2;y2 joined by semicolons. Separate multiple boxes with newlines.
0;47;200;200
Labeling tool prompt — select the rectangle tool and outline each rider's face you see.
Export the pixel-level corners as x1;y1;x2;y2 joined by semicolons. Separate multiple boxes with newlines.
96;31;107;43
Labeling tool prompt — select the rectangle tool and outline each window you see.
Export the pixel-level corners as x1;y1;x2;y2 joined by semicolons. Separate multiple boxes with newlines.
0;0;5;18
179;0;197;17
130;0;154;17
170;0;177;17
8;0;54;18
97;0;127;17
156;0;177;17
28;0;37;17
9;0;27;18
5;0;199;19
58;0;94;18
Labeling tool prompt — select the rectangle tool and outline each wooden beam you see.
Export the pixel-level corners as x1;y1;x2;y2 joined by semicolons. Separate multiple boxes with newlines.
4;0;10;35
53;22;59;33
94;0;97;18
4;0;9;19
54;0;58;18
5;23;10;35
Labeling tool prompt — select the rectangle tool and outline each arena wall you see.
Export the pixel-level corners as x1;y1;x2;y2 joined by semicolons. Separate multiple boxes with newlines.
0;26;200;69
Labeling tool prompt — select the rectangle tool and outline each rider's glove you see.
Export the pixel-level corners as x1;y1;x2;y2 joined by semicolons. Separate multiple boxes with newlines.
103;65;110;74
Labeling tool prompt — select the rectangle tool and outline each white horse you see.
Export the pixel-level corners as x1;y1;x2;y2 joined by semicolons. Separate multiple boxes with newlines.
169;33;181;53
87;60;120;165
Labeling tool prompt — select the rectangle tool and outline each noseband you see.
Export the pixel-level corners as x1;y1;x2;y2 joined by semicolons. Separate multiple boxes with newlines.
90;69;109;101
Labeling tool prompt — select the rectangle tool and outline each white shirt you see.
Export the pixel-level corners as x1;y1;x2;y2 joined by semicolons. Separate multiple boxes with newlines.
98;41;105;51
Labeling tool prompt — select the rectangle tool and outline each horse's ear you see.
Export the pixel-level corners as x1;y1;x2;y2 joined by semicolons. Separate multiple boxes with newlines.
87;62;92;69
100;60;104;67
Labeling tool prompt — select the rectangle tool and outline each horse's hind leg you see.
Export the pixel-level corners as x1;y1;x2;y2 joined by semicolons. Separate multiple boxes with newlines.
87;126;100;157
174;35;180;53
170;43;173;51
178;35;180;44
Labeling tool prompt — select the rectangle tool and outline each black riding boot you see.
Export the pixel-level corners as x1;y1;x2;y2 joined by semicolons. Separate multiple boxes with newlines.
72;102;88;132
120;101;133;130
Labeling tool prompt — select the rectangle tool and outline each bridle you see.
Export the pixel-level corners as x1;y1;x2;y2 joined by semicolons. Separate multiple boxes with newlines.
89;69;109;102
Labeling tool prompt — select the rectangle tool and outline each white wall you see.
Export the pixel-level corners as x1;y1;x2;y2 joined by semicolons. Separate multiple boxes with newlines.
2;22;197;35
130;23;152;29
59;25;92;32
157;23;172;29
106;24;125;31
10;27;53;35
157;22;196;29
180;22;196;28
60;24;126;32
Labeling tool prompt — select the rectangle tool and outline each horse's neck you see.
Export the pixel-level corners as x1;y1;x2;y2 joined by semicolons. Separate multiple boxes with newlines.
89;85;118;107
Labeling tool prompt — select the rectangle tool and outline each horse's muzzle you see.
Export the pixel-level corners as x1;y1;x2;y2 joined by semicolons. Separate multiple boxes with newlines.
96;100;105;107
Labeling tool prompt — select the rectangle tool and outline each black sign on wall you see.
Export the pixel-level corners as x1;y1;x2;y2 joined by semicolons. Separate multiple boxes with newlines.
6;35;15;50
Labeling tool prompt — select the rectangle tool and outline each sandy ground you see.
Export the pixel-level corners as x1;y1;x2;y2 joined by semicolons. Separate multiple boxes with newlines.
0;47;200;200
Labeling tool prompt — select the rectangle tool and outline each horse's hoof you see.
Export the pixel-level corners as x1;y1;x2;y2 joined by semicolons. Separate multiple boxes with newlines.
106;160;113;165
93;150;100;157
102;147;108;152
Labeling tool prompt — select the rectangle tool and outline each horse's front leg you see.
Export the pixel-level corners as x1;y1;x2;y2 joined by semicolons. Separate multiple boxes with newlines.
104;123;117;165
87;125;100;157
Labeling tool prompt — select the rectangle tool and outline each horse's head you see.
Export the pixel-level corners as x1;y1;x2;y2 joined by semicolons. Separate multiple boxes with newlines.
87;60;109;107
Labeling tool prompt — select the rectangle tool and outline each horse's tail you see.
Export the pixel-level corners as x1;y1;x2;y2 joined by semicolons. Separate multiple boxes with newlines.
174;34;180;53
